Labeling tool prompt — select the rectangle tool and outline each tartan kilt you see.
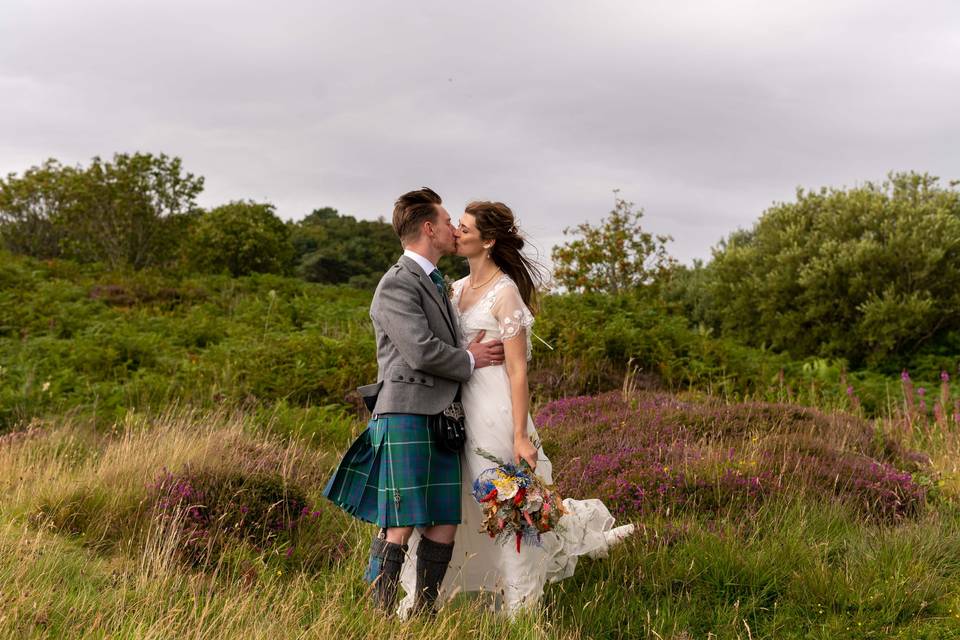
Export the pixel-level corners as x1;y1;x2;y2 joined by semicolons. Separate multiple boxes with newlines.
322;414;462;528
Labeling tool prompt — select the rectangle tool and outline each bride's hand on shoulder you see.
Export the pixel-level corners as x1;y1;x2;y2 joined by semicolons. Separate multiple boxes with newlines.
514;437;538;471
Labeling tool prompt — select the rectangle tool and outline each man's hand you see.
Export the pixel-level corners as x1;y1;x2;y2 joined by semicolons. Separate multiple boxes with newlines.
467;330;504;368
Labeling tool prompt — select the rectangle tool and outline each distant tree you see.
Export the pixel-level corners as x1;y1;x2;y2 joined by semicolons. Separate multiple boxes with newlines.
706;172;960;366
0;153;203;269
661;258;717;326
291;208;466;289
59;153;203;269
188;201;294;277
436;254;469;282
302;207;340;224
551;191;675;294
0;159;73;258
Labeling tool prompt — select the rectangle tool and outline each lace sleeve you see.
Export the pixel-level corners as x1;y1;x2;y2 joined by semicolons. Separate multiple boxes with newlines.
490;280;534;358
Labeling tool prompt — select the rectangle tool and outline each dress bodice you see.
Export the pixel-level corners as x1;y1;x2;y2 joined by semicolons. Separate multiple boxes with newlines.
451;274;534;359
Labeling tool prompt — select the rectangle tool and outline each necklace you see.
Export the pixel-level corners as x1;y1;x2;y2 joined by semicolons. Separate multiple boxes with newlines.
470;268;502;290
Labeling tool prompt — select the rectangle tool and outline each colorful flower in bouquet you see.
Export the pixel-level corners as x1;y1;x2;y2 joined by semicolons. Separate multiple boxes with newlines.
472;448;567;552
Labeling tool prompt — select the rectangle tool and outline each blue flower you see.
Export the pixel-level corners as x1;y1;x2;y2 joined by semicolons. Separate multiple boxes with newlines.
472;477;497;502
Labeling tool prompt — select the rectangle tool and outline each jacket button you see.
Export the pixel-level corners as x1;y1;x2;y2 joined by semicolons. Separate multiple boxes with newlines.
420;378;426;383
408;377;415;381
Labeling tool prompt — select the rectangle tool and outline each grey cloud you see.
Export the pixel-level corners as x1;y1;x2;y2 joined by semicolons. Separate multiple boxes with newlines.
1;0;958;264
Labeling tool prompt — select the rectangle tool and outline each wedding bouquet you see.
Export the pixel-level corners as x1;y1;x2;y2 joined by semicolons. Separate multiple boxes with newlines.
472;448;566;552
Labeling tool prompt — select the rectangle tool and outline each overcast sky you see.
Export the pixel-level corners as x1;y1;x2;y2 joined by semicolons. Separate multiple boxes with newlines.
2;1;959;264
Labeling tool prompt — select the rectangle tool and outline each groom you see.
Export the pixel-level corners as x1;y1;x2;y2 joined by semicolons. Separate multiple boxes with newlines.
323;187;503;615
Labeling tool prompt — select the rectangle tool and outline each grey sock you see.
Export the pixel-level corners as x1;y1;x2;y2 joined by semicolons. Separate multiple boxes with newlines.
369;537;407;613
413;535;455;615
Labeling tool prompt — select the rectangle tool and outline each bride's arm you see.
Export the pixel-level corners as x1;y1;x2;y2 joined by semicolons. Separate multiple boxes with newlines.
503;330;538;469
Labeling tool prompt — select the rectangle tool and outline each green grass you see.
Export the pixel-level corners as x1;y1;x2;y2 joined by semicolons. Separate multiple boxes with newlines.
3;402;960;638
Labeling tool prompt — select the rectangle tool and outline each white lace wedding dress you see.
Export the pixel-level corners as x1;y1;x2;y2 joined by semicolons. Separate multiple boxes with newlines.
398;274;631;617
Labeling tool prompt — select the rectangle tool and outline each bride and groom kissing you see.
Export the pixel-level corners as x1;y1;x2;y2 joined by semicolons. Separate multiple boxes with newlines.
323;187;633;618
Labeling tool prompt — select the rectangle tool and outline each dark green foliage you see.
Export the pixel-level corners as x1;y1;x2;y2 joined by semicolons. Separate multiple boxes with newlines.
531;292;794;400
0;159;72;259
529;291;960;417
292;207;395;287
0;153;203;269
290;207;466;289
187;201;294;276
701;172;960;367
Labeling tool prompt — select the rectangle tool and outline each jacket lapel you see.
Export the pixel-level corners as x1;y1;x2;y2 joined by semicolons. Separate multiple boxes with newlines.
398;256;457;341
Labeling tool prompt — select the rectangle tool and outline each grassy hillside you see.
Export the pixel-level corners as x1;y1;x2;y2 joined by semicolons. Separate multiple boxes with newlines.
0;251;376;432
3;250;955;437
3;392;960;638
5;250;960;637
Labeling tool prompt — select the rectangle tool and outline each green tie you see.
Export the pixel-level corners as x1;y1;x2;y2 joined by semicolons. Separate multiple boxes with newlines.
428;268;445;297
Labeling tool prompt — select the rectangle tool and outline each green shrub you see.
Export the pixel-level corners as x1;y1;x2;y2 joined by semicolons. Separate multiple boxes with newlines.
703;172;960;367
187;201;294;276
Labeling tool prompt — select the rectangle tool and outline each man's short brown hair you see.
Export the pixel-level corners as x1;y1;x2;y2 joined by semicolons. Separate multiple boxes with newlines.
392;187;442;244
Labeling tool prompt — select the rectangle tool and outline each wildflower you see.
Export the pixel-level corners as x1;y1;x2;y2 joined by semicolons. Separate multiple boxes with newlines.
942;371;950;383
41;381;51;392
917;387;926;397
491;476;519;500
901;370;911;382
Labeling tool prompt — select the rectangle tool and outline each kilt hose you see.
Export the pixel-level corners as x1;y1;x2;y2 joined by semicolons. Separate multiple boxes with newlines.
323;414;462;528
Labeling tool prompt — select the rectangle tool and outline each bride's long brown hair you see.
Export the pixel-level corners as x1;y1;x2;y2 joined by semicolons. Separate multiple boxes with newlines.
464;201;545;314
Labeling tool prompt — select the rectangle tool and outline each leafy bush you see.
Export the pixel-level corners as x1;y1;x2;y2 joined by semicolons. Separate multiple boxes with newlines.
530;292;794;399
551;191;674;294
290;206;467;288
187;201;294;276
0;154;203;269
701;172;960;367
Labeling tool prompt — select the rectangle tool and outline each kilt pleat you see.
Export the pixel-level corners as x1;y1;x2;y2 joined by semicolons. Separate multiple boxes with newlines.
322;414;461;527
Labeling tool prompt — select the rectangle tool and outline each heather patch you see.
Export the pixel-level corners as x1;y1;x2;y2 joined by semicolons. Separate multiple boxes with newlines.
537;392;928;521
148;468;347;570
16;409;354;575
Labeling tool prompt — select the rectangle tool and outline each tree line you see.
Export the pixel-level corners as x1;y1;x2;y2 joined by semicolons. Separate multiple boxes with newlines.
0;153;466;283
548;172;960;369
4;152;960;371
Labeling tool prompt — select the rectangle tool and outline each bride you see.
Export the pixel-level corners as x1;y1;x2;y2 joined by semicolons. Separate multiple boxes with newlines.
398;201;634;617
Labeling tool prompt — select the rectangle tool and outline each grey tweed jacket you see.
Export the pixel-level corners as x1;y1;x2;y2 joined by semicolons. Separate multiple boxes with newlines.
360;255;471;416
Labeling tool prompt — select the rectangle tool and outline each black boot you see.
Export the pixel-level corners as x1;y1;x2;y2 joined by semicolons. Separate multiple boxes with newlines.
413;535;454;616
367;534;407;613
